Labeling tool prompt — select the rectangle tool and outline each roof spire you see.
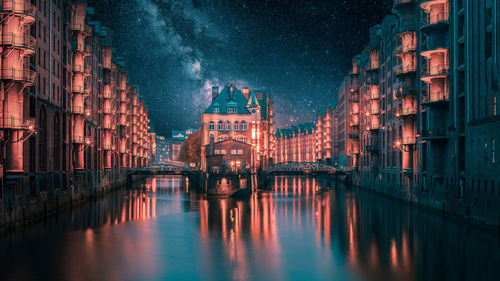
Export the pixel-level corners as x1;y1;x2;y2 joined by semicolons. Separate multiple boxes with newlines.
246;91;260;107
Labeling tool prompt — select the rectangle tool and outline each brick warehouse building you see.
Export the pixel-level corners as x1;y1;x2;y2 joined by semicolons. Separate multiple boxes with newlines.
0;0;152;225
200;85;274;172
320;0;499;226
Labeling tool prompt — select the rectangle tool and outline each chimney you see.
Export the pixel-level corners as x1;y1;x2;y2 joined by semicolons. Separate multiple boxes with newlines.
212;87;219;100
242;87;250;99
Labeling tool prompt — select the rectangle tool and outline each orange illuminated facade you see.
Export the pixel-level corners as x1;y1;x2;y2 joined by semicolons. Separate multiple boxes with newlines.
0;0;153;226
200;85;274;172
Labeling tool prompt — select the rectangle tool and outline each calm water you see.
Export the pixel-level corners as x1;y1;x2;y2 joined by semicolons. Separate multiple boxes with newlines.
0;176;499;281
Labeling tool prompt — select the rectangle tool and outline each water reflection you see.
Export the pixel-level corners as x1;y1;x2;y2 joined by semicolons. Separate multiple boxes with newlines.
0;175;499;281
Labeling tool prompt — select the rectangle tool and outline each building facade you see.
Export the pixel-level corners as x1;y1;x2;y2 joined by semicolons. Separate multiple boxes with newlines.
275;123;317;163
327;0;500;226
200;85;274;172
0;0;153;226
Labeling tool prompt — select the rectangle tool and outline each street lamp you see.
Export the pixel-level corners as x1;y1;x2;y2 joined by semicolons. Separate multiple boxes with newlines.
393;139;409;152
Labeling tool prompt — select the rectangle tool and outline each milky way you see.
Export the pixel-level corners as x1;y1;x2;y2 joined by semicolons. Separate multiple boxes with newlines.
89;0;392;136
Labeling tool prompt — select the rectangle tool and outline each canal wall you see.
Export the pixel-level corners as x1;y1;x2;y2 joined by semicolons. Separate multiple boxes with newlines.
0;169;143;230
351;172;500;230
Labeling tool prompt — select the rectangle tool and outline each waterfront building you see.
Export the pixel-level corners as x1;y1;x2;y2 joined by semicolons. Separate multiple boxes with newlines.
200;85;274;172
329;0;500;226
0;0;153;226
275;123;316;163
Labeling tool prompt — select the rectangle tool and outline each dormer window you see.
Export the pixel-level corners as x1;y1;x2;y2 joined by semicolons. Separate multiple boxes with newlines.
227;107;237;113
213;106;219;113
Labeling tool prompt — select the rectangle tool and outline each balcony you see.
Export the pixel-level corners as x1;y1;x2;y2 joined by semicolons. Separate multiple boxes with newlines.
73;136;93;145
119;147;129;154
350;109;359;115
349;133;359;139
72;106;91;117
421;64;449;82
396;106;417;118
0;1;36;20
421;90;449;105
365;74;379;85
394;0;416;9
72;85;91;95
0;116;35;130
396;84;416;98
395;64;417;77
103;144;115;150
102;121;114;130
1;68;35;84
71;23;92;34
349;120;359;127
395;43;417;55
421;12;449;32
421;128;449;141
102;107;114;115
102;91;114;99
366;63;379;72
1;33;36;52
369;89;379;100
370;106;379;115
72;64;92;75
402;136;416;145
349;94;359;103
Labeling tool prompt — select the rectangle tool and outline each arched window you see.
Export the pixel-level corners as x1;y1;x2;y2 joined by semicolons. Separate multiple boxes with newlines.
209;121;215;131
241;121;247;132
218;121;224;131
225;121;231;131
233;121;239;131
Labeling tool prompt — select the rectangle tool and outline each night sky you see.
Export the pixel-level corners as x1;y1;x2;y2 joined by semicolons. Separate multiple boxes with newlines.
88;0;392;137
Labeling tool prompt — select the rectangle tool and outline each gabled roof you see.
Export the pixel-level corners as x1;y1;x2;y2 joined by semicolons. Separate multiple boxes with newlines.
204;86;251;114
276;123;316;138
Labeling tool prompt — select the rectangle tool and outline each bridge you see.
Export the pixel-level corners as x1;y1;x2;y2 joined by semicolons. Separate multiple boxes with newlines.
264;162;349;176
127;162;196;176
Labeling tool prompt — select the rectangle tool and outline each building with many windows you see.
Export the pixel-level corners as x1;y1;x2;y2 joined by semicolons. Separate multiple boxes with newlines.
0;0;153;226
327;0;500;226
200;85;274;172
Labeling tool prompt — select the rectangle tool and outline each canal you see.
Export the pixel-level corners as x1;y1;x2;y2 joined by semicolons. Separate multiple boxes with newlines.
0;176;499;281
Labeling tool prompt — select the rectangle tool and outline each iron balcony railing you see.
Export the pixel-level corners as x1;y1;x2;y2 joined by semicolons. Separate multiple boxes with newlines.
73;136;93;144
396;84;416;98
72;64;92;74
395;43;417;54
422;90;449;103
1;33;36;50
102;90;114;99
0;115;35;130
0;0;36;17
402;136;416;145
369;89;379;100
72;85;92;94
71;23;92;34
422;12;449;27
421;128;448;139
422;64;449;77
395;64;417;75
1;68;35;83
396;106;417;117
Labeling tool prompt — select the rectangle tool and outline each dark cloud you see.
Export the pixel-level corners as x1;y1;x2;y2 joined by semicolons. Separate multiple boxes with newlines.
89;0;392;136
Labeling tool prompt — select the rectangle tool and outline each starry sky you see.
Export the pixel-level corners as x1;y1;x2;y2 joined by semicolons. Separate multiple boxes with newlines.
88;0;392;137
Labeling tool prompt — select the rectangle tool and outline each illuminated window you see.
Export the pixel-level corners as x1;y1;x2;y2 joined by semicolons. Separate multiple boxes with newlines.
238;149;243;155
214;149;220;154
220;149;226;155
494;97;497;116
209;121;215;131
213;106;219;113
231;149;237;155
227;107;237;113
225;122;231;131
218;121;224;131
241;121;247;131
233;122;239;131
